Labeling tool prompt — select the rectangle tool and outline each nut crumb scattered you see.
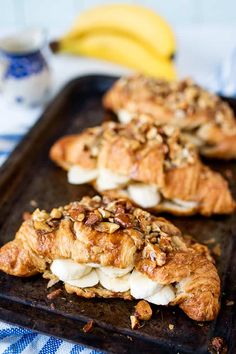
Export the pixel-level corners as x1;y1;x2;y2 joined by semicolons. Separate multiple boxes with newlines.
127;335;133;341
22;211;31;221
212;244;221;257
130;315;141;330
226;300;234;306
47;288;62;300
30;200;38;207
168;324;174;331
82;320;94;333
134;300;152;321
203;238;216;245
50;303;55;310
208;337;228;354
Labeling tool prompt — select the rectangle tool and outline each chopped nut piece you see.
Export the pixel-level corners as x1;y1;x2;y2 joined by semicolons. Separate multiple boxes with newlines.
163;125;175;137
47;288;62;300
32;209;49;222
50;303;55;310
168;324;174;331
82;320;94;333
30;200;38;207
85;212;102;226
98;208;111;219
69;209;85;221
92;195;101;202
22;211;31;221
146;127;158;140
114;213;133;228
226;300;234;306
95;222;120;233
34;220;52;232
135;300;152;321
130;315;141;330
77;213;85;222
50;208;62;219
203;238;216;245
212;244;221;257
208;337;228;354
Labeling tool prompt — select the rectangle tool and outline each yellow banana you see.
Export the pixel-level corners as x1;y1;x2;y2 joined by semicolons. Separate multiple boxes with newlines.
63;3;175;59
60;32;176;80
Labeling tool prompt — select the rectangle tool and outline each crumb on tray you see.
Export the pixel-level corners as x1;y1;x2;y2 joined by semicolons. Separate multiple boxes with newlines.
47;288;62;300
208;337;228;354
226;300;234;306
82;320;94;333
30;200;38;207
212;244;221;257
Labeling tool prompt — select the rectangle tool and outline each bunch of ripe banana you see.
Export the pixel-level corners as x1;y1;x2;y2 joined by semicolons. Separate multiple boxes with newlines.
55;4;176;80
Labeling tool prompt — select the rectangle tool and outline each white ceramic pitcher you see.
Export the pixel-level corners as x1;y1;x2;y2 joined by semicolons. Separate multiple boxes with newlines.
0;29;51;107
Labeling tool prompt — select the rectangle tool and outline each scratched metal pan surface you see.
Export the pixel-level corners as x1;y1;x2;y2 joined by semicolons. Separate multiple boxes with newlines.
0;75;235;354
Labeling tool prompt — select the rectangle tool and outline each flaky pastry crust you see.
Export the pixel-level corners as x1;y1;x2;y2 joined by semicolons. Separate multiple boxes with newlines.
49;120;235;216
103;75;236;159
0;196;220;321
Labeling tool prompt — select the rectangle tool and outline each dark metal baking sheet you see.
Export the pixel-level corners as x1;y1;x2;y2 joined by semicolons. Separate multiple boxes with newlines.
0;74;235;354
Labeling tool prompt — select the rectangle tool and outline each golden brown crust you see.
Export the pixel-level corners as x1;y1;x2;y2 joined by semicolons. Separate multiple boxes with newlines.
65;283;132;300
103;75;236;159
49;128;102;170
50;121;235;216
0;196;220;321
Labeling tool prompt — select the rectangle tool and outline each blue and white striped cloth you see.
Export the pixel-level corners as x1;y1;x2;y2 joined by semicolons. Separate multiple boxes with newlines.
0;53;236;353
0;323;102;353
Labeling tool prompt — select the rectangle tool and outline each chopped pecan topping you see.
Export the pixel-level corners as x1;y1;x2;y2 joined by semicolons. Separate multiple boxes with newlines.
85;211;102;226
114;213;133;228
32;209;49;222
98;208;111;219
50;208;62;219
34;220;52;232
95;222;120;234
69;209;85;221
117;75;236;133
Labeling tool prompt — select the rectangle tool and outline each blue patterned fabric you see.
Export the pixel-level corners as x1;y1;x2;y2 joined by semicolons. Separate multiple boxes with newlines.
0;323;103;353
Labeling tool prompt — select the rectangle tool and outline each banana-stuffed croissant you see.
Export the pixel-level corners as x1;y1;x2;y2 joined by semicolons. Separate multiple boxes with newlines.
50;120;235;216
0;195;220;321
103;74;236;159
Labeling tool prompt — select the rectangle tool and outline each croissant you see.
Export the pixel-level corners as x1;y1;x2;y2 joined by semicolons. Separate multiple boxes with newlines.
50;120;235;216
0;195;220;321
103;74;236;159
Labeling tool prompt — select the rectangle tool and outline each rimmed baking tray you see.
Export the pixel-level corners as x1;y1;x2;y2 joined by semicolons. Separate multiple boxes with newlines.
0;75;235;354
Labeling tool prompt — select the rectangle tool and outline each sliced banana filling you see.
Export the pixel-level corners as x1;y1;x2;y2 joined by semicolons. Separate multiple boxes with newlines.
96;168;130;191
68;166;99;184
50;259;176;305
127;183;161;208
67;166;198;211
161;199;198;212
